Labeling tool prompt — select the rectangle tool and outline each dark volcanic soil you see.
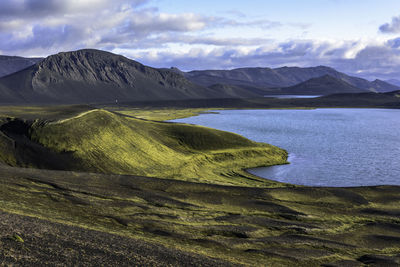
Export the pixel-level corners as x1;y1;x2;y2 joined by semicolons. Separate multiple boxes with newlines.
1;165;400;266
0;211;235;266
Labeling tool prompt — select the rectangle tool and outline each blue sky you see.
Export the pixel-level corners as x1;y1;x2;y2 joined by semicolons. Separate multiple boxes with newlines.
1;0;400;79
154;0;396;39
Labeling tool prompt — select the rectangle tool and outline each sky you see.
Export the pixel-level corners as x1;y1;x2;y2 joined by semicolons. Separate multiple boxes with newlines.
1;0;400;80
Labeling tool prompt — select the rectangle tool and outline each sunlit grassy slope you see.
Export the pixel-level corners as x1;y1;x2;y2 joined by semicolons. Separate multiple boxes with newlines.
29;109;287;186
112;107;215;121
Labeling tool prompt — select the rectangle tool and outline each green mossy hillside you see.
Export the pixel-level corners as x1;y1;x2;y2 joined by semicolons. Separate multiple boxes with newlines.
29;109;287;186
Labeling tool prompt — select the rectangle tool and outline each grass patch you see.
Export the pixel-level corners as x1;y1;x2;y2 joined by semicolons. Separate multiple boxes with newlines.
111;107;217;121
11;233;24;243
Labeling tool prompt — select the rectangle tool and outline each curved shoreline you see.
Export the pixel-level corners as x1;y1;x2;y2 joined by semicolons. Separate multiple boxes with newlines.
170;108;400;187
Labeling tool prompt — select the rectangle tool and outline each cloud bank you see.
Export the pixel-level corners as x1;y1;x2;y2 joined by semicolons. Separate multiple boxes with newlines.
0;0;284;54
127;39;400;80
0;0;400;80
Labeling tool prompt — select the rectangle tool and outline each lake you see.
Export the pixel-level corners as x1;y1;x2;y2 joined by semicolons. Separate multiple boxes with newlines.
264;95;322;98
171;109;400;187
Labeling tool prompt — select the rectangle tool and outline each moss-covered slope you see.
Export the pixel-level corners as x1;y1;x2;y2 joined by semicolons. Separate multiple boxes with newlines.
23;109;287;186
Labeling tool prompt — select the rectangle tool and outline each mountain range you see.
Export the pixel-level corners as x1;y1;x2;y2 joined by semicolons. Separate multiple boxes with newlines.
0;49;255;104
182;66;399;93
276;75;365;95
0;49;398;104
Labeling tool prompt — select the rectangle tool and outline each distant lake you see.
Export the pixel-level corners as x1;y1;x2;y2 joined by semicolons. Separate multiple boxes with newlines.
171;109;400;187
265;95;322;98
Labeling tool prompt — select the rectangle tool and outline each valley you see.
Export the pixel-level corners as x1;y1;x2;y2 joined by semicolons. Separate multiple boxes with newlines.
0;103;399;266
0;49;399;266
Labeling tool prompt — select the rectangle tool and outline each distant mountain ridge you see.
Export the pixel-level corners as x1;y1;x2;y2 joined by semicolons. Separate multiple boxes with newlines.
0;49;254;104
278;74;365;95
0;49;398;104
182;66;399;93
0;55;43;78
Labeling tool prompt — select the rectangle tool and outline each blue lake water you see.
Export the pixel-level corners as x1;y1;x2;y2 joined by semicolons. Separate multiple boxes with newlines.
171;109;400;187
265;95;322;98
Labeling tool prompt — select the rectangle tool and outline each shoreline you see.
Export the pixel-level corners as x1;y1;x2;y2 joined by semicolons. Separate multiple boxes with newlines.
168;107;400;188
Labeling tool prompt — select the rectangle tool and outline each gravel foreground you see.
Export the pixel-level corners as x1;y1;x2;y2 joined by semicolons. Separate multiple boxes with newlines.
0;211;235;266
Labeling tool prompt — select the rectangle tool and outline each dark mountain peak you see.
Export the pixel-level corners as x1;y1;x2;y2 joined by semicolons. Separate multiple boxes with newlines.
369;78;400;92
313;65;337;71
33;49;142;88
37;48;141;72
43;49;122;64
54;48;130;59
372;78;388;84
32;48;192;90
169;67;185;75
281;75;364;95
0;49;257;103
371;78;387;84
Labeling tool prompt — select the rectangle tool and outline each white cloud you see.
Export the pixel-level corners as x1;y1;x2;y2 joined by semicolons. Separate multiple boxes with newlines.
343;41;367;59
380;15;400;33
